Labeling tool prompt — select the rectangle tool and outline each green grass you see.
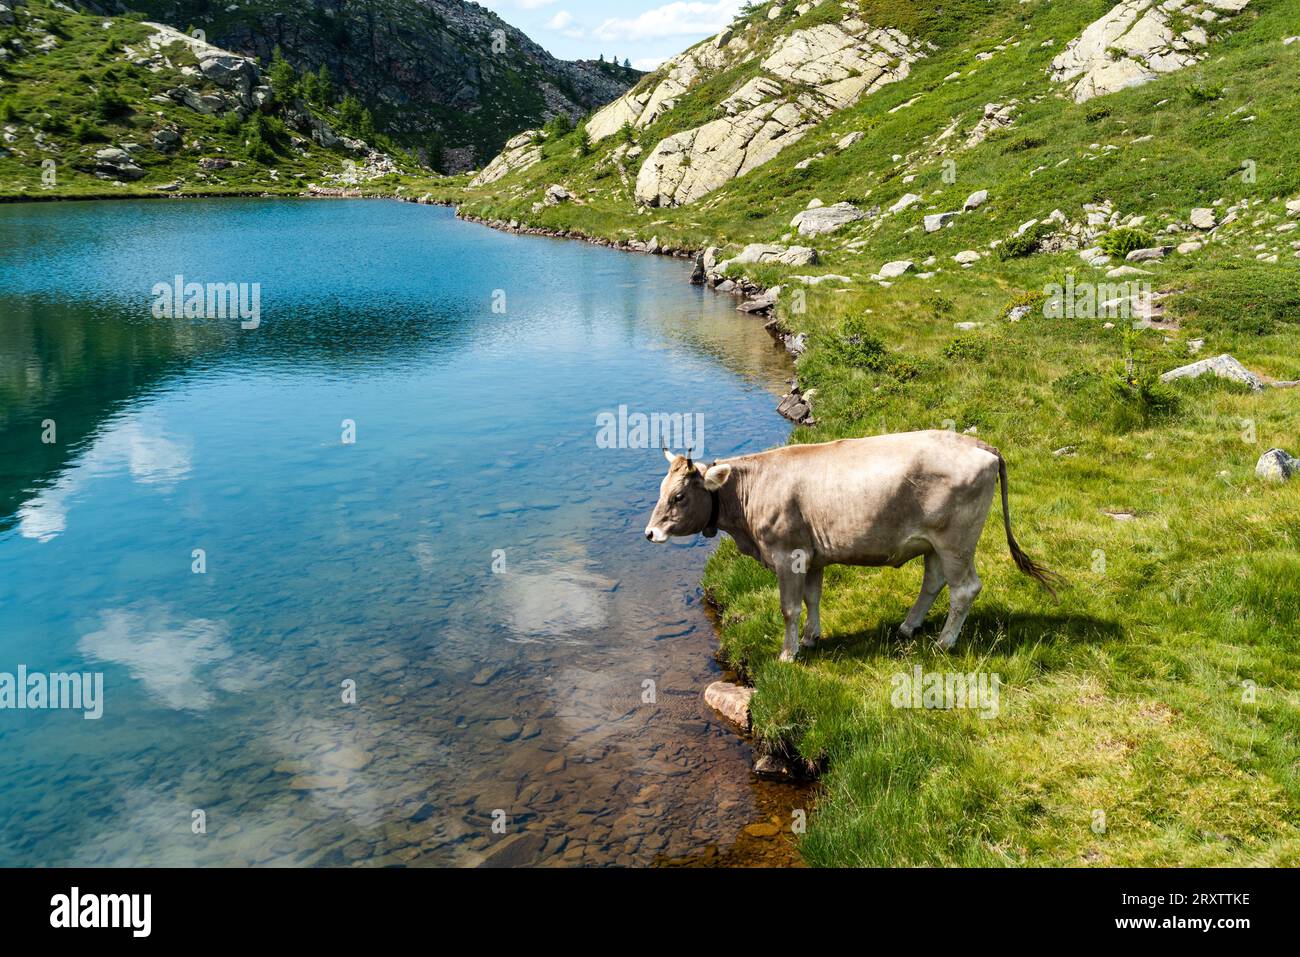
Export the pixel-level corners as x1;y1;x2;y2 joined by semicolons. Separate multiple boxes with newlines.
435;0;1300;866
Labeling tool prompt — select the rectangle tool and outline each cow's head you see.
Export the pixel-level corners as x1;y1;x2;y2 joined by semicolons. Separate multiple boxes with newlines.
644;449;732;543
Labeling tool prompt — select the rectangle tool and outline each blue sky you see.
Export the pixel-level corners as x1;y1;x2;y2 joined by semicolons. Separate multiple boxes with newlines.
477;0;744;70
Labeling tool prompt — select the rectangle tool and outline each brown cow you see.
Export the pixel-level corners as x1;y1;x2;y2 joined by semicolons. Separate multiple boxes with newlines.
644;430;1059;658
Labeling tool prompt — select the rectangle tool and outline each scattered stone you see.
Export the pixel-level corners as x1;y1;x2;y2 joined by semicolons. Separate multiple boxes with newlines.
1125;246;1169;262
877;259;915;278
704;681;755;727
1189;207;1217;229
953;250;981;264
1053;446;1077;457
924;211;959;232
777;382;815;425
543;183;571;205
91;147;145;181
963;189;988;211
1255;448;1297;482
743;820;783;837
470;664;503;686
889;192;921;214
837;131;865;150
1177;240;1203;254
1160;354;1264;391
790;201;866;236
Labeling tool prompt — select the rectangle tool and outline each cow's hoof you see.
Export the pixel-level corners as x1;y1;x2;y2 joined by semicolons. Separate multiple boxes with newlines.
933;636;957;652
895;625;915;642
778;649;798;663
799;634;819;649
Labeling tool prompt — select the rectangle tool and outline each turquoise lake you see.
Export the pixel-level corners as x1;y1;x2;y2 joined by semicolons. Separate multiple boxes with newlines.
0;198;793;866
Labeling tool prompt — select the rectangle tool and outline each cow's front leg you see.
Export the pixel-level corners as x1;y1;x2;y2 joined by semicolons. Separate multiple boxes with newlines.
801;565;823;649
776;564;806;663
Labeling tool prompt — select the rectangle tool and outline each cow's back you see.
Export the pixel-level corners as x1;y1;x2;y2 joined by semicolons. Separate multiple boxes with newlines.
738;431;1000;566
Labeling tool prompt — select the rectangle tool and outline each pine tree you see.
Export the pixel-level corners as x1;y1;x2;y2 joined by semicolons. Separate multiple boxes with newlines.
268;46;297;102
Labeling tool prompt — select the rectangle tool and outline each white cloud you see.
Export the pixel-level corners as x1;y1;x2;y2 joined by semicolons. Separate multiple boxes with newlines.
519;0;558;8
545;10;574;29
632;56;667;71
593;0;741;42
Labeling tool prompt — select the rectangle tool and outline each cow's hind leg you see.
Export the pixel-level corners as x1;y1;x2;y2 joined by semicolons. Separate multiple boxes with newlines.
776;565;806;663
800;566;823;649
935;552;982;651
898;550;945;640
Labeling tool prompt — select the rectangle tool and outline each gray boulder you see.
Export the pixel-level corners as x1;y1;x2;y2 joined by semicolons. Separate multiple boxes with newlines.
1160;354;1264;392
91;147;145;181
790;201;866;237
1126;246;1170;262
877;259;914;278
924;211;959;232
1256;448;1297;482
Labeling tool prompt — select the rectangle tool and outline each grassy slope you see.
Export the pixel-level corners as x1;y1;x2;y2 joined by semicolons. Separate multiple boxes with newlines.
0;1;415;199
437;0;1300;866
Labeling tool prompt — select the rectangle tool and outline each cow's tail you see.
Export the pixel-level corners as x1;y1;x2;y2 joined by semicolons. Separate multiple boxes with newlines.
993;450;1063;602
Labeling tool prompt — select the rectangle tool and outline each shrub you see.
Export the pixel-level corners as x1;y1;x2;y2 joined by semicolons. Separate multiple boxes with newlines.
943;336;989;361
0;98;20;122
998;222;1052;260
544;112;573;138
1002;135;1046;154
72;118;108;144
1185;82;1224;103
827;315;890;371
1001;289;1046;319
1085;104;1111;122
93;89;131;120
1098;226;1153;259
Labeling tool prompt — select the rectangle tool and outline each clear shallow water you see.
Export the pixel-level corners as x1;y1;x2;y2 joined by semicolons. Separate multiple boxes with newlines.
0;198;792;866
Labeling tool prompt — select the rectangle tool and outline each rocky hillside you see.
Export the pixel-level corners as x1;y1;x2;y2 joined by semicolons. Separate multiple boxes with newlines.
115;0;640;171
0;1;408;196
443;0;1300;867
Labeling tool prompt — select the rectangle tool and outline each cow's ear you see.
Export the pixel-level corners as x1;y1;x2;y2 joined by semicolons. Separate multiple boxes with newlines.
663;448;676;465
702;463;732;491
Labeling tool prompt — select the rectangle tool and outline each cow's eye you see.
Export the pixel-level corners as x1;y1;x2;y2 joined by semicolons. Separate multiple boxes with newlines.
670;492;684;505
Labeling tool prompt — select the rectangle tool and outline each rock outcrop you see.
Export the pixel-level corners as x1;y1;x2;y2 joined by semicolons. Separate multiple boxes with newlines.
470;131;543;187
1050;0;1252;103
633;18;924;206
